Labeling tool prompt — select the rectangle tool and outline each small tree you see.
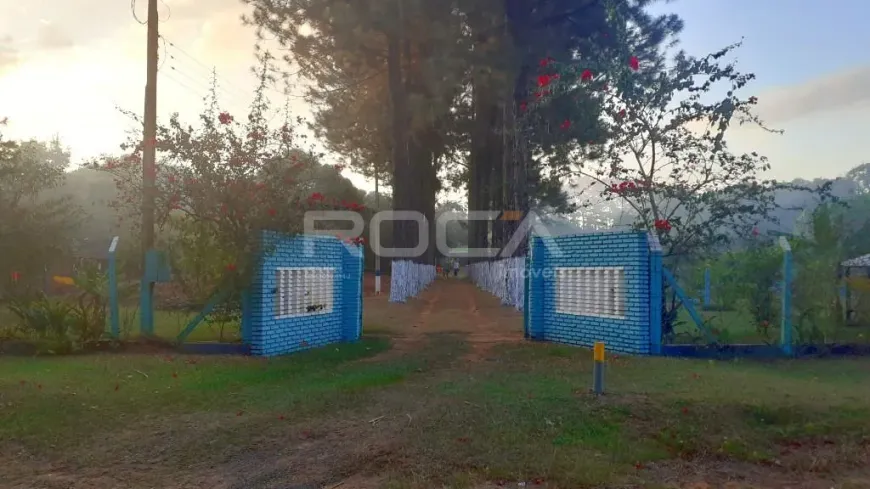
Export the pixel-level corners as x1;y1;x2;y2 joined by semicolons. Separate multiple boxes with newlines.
530;25;831;338
0;120;82;292
93;61;365;307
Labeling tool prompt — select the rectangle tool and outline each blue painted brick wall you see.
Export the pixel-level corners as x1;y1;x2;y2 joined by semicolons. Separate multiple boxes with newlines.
528;231;655;355
247;232;363;357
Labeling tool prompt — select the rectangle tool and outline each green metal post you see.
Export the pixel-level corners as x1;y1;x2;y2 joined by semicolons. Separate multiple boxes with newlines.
779;237;793;355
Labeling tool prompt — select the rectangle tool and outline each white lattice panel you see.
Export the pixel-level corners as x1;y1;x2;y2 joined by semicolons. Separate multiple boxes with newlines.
555;267;625;318
275;267;335;318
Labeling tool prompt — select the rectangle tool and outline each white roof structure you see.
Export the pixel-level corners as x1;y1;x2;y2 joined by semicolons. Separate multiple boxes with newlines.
841;253;870;268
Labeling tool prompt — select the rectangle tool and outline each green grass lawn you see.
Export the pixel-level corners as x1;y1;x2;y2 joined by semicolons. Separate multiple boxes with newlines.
2;334;869;488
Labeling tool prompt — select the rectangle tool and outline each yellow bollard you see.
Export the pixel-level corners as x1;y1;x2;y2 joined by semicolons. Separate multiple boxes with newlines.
593;342;605;395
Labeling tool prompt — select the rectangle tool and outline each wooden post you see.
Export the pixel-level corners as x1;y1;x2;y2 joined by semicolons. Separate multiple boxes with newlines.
140;0;159;336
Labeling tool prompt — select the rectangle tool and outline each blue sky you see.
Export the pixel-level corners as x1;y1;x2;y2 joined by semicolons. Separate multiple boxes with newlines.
658;0;870;87
642;0;870;182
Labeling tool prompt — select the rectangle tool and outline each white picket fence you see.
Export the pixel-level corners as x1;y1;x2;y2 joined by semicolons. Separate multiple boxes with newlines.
389;260;436;303
468;257;525;310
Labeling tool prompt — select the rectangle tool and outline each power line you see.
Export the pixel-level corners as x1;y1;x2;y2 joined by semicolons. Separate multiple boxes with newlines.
165;64;248;107
158;71;207;100
161;36;252;100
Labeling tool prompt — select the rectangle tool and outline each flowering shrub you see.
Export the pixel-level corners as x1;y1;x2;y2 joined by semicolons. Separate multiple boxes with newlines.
92;68;365;302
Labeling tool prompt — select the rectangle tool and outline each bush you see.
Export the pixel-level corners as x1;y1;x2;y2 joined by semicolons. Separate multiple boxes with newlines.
3;262;111;353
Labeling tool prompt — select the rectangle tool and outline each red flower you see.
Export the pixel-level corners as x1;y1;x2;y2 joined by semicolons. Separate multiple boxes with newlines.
308;192;325;202
519;101;527;112
752;227;759;236
218;112;234;124
617;109;626;119
654;219;672;232
681;406;689;415
538;57;555;68
268;208;277;217
10;271;20;282
226;263;237;272
580;69;593;82
537;74;552;87
629;56;640;71
560;119;571;130
334;164;345;172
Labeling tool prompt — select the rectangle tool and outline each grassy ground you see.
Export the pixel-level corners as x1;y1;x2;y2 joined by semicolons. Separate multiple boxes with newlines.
672;306;870;345
0;305;239;344
2;282;870;488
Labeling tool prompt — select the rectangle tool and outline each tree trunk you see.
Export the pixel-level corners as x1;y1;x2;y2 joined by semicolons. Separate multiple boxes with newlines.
387;17;413;258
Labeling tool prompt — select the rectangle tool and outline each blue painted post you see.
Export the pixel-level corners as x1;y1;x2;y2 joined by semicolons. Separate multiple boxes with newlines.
108;236;120;339
648;234;663;354
703;268;711;308
177;286;231;343
662;268;716;344
779;237;793;355
240;289;252;344
139;277;153;336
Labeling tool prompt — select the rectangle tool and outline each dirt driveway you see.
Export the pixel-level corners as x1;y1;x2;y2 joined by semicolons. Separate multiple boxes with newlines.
362;277;524;360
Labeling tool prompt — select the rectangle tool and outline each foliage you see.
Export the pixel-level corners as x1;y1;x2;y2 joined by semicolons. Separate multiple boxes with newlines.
0;120;82;288
92;63;365;301
244;0;683;260
68;262;110;344
4;262;112;353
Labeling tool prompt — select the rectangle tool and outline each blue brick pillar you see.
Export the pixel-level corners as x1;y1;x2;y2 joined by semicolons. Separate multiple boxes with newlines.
648;233;664;355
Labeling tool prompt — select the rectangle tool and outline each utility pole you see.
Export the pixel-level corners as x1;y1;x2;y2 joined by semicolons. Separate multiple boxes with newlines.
374;170;381;295
140;0;159;335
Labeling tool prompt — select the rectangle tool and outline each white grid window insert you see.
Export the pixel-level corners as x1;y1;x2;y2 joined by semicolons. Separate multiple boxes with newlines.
275;267;335;318
555;267;626;319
